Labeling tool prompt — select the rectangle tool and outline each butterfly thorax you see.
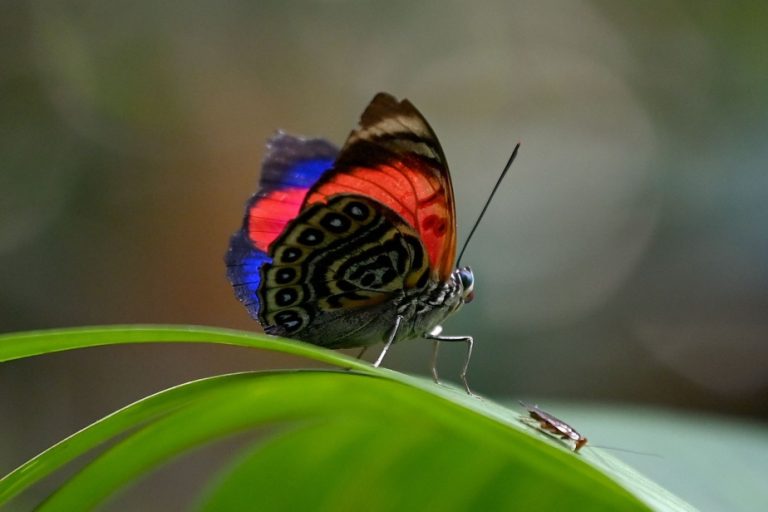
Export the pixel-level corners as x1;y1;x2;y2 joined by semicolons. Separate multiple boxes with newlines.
393;267;473;343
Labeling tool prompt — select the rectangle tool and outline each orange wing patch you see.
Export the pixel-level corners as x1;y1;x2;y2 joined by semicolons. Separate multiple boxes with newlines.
303;93;457;281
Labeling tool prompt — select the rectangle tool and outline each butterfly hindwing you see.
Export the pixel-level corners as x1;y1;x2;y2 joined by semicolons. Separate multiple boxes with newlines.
304;93;457;281
258;194;431;346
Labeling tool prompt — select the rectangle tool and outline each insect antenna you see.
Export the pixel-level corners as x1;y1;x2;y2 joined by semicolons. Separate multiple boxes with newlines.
588;445;662;458
456;143;521;267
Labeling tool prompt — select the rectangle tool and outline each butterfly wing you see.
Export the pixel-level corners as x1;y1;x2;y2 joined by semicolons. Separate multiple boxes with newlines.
243;132;339;252
228;94;456;346
258;194;430;347
304;93;458;281
226;132;338;316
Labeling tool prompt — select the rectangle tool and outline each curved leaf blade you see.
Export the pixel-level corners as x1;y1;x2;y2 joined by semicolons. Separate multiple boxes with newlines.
0;372;263;507
0;325;366;371
37;372;648;511
0;326;697;511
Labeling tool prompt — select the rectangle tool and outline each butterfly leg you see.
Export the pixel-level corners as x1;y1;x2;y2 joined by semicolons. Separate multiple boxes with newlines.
373;315;403;368
430;340;441;384
424;327;474;395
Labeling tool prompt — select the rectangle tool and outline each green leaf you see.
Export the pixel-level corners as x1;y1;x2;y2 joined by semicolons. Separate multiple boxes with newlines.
0;325;368;371
0;326;696;511
0;372;261;506
36;372;645;511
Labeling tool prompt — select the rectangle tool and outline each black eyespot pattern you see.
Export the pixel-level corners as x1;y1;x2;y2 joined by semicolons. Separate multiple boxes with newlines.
275;288;299;307
274;309;303;332
281;247;302;263
275;267;296;284
320;212;351;233
343;201;370;221
298;228;324;246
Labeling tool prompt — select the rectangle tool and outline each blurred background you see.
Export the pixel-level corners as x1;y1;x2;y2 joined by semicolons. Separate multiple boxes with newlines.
1;0;766;509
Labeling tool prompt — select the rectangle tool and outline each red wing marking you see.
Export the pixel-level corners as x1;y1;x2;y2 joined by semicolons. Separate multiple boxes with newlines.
247;187;309;252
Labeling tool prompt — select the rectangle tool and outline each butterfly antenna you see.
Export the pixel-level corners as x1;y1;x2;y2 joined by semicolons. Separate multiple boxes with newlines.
456;143;521;267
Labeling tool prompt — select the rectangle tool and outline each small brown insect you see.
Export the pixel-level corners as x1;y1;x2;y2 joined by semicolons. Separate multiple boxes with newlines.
519;401;588;453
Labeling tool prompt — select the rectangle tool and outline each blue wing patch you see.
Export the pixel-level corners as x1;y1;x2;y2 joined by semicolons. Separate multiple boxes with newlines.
226;231;271;317
258;131;339;192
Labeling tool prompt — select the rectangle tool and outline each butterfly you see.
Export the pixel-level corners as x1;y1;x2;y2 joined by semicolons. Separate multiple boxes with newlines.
226;93;476;393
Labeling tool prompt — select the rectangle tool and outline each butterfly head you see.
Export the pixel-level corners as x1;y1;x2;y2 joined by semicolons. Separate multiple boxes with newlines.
456;266;475;304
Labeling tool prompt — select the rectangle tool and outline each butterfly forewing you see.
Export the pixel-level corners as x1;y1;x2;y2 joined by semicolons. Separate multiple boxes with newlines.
304;93;457;281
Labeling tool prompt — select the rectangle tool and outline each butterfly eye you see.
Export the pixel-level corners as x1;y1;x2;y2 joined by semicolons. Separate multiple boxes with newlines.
458;267;474;303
